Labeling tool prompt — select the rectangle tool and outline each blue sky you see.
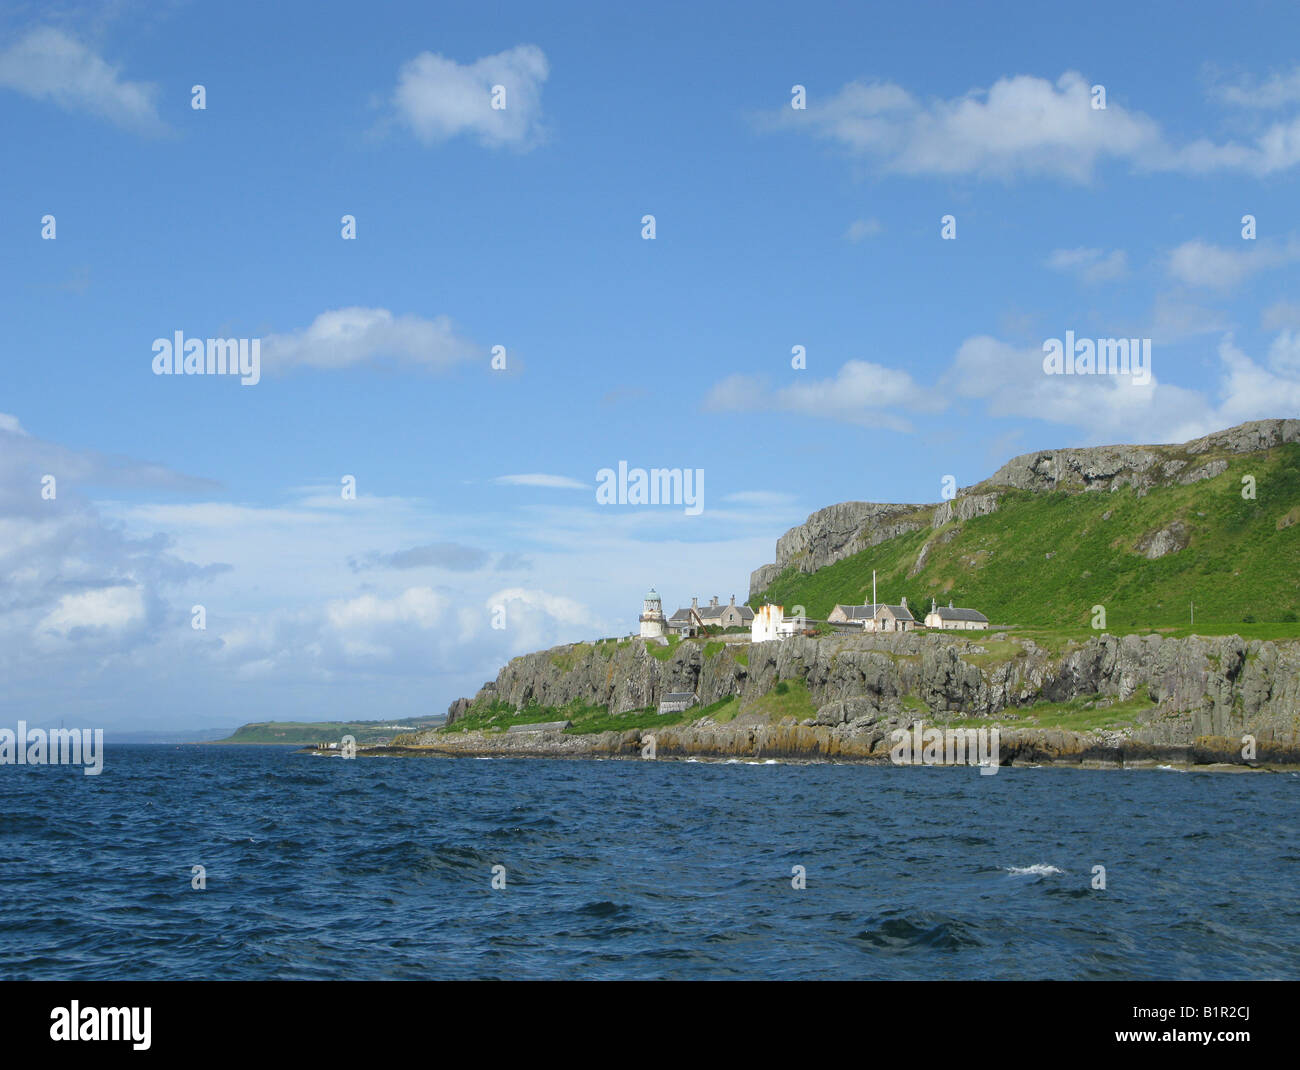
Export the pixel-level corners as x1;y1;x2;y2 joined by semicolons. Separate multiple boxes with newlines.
2;0;1299;731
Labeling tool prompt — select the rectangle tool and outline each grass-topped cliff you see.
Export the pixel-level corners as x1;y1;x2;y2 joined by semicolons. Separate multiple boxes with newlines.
218;715;443;745
417;420;1300;762
753;427;1300;637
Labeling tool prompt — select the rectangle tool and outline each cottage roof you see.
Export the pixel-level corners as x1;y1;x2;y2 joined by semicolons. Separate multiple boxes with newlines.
931;606;989;622
838;602;913;622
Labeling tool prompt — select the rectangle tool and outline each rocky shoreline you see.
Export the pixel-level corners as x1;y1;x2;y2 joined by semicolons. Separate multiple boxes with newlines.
307;719;1300;771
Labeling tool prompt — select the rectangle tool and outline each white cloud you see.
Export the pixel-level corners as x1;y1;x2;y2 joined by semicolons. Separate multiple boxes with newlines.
1215;67;1300;109
943;335;1177;435
1144;295;1231;343
1159;117;1300;176
844;218;882;242
0;27;163;133
326;587;450;631
768;69;1300;180
1046;247;1128;283
703;328;1300;446
493;473;587;489
39;585;146;637
771;71;1162;182
1263;300;1300;330
1266;329;1300;375
487;586;595;652
704;360;944;430
1166;238;1300;290
1214;333;1300;425
943;332;1300;444
389;44;548;149
262;307;478;373
0;413;27;435
0;416;787;729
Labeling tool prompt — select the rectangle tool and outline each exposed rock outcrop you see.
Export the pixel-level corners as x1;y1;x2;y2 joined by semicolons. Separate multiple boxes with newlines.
748;418;1300;600
1136;520;1190;560
978;418;1299;496
749;502;929;594
931;492;999;528
445;629;1300;752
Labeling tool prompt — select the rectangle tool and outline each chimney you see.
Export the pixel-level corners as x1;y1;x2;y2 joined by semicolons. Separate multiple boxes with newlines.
901;596;907;606
691;597;698;610
711;595;718;607
729;594;735;606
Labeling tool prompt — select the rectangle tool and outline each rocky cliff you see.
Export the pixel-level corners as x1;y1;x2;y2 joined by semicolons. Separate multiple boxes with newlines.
446;629;1300;751
748;418;1300;600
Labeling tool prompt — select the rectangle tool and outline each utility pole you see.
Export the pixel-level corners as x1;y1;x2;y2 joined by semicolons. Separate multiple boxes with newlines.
872;570;877;612
1190;601;1194;626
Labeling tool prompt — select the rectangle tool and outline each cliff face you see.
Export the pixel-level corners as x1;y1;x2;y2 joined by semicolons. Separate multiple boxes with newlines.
748;502;929;594
748;418;1300;600
450;630;1300;749
976;418;1300;495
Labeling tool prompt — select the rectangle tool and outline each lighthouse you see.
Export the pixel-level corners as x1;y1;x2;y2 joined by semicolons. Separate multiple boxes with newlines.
639;588;666;639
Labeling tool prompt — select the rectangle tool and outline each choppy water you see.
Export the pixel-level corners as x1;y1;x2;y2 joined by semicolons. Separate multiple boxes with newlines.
2;745;1297;979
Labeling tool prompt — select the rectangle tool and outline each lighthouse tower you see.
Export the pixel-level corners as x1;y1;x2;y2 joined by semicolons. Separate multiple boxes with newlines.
639;588;666;639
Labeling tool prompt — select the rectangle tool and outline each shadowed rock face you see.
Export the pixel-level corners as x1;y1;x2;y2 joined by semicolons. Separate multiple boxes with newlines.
747;418;1300;600
445;630;1300;751
400;722;1300;766
977;419;1298;494
749;501;925;594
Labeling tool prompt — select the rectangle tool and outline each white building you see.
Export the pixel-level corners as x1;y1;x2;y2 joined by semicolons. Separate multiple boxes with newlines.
639;588;667;639
658;692;697;714
751;604;803;643
829;599;917;632
668;595;755;636
924;600;989;630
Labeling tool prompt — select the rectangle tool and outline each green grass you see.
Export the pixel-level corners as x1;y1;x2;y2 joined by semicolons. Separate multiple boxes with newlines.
565;705;694;734
937;693;1157;732
441;700;572;734
754;444;1300;637
703;641;725;659
694;695;742;723
740;678;817;723
218;716;443;744
549;645;585;672
962;637;1028;667
645;635;684;660
442;696;706;736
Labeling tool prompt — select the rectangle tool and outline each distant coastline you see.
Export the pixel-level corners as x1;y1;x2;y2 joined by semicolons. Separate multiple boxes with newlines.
215;715;444;747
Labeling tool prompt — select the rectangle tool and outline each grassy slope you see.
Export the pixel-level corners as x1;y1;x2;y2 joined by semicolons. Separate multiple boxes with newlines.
755;443;1300;637
431;446;1299;743
218;716;444;744
442;699;698;736
441;689;807;738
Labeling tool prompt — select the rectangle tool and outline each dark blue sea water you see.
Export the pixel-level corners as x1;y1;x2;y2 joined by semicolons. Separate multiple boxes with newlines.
2;745;1298;980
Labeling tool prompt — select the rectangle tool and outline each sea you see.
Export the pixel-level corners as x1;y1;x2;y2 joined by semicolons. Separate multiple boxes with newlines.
2;744;1297;980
